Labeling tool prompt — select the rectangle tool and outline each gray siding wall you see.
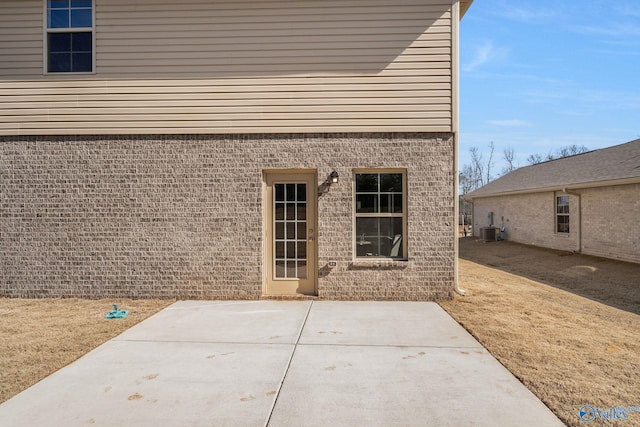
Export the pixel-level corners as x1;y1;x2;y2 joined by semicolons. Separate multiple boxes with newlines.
0;133;456;299
0;0;456;135
471;185;640;264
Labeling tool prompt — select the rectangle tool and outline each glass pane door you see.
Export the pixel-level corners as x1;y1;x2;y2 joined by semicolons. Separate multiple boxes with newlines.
274;183;307;278
265;171;316;296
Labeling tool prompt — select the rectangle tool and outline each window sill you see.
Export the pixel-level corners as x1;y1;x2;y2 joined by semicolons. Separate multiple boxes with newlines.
44;71;96;76
348;259;409;270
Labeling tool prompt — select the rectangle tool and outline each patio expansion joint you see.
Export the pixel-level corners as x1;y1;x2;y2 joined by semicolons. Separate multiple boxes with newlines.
111;338;298;346
110;338;482;350
264;299;314;427
294;342;484;349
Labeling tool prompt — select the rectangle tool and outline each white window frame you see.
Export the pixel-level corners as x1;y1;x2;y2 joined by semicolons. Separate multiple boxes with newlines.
43;0;96;74
353;169;408;260
556;195;570;234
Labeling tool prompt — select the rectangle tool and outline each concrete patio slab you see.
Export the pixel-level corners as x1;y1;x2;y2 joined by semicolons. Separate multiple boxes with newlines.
116;300;312;344
270;345;562;426
0;301;564;427
299;301;481;348
0;340;292;427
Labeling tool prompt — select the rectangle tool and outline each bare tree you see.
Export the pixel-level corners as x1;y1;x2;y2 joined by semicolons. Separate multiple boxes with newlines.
469;143;495;187
459;143;495;232
527;145;589;165
485;141;495;185
469;146;484;187
459;163;477;195
460;142;498;194
526;153;544;165
557;144;589;157
502;146;517;175
545;151;556;161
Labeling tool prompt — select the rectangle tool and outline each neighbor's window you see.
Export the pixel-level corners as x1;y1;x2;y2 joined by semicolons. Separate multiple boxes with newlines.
556;195;570;233
354;171;406;259
45;0;94;73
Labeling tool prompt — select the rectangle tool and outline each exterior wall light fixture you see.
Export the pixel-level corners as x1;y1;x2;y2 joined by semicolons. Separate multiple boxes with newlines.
319;170;340;196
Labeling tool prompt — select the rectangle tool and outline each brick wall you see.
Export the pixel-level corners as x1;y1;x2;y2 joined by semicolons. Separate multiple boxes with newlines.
580;184;639;264
471;184;639;264
0;133;456;300
472;192;579;253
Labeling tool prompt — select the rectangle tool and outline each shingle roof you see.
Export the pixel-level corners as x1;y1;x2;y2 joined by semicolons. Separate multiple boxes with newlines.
465;138;640;198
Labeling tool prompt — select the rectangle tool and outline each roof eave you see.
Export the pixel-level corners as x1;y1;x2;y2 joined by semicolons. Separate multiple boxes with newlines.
460;0;473;18
463;176;640;200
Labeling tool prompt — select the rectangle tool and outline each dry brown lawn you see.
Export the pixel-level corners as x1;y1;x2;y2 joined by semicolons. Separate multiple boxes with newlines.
0;298;172;404
1;242;638;426
441;238;640;427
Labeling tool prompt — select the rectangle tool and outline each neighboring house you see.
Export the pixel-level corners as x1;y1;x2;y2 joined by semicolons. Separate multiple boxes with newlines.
465;139;640;264
0;0;473;299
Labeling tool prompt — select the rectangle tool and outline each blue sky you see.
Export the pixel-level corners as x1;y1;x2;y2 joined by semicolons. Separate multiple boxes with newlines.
459;0;640;176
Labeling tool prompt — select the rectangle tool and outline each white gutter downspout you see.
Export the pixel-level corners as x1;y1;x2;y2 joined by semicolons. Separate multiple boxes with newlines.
452;0;465;296
562;188;582;253
454;134;466;296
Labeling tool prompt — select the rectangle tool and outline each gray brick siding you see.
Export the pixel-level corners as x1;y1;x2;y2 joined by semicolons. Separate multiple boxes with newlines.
1;133;455;300
580;184;640;263
471;184;639;264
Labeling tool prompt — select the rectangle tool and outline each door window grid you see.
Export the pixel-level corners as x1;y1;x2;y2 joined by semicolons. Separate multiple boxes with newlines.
274;183;307;278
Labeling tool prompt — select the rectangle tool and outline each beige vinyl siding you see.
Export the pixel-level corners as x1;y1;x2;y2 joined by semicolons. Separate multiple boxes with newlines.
0;0;455;135
0;1;43;77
